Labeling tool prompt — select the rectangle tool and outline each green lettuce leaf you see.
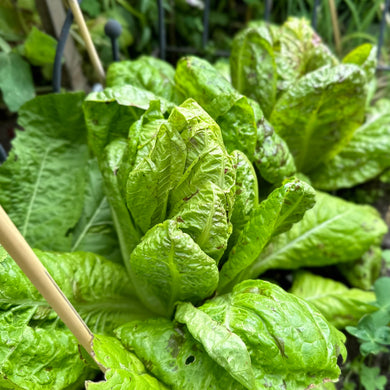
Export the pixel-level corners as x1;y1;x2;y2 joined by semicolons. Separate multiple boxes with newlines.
0;52;35;112
342;43;377;83
175;56;257;159
0;248;153;389
270;64;366;172
274;17;338;92
167;99;235;261
86;335;168;389
175;302;255;389
310;99;390;190
230;25;276;118
125;121;186;234
70;158;121;263
128;219;219;316
250;192;388;277
106;56;183;104
290;271;377;329
218;178;315;293
116;318;246;390
253;117;296;184
83;85;174;157
100;139;142;265
0;92;88;252
226;150;258;254
337;246;383;290
200;279;346;389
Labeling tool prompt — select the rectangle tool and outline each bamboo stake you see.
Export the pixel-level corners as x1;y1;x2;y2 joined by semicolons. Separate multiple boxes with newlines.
67;0;105;83
0;205;96;359
328;0;342;56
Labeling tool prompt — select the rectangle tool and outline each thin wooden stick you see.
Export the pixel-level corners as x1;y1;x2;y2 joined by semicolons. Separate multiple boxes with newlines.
328;0;342;56
0;205;96;359
67;0;105;83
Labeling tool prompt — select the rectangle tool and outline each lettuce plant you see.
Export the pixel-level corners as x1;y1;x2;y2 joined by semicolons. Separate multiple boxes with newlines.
230;17;390;190
0;21;388;389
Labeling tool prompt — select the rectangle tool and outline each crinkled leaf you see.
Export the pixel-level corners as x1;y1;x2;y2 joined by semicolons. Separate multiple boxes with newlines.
170;182;232;262
126;122;186;234
167;100;235;261
218;178;315;293
274;17;338;92
22;26;56;66
100;139;142;265
0;92;88;251
83;85;174;157
290;271;376;329
86;335;168;389
116;318;246;390
251;192;388;277
337;246;382;290
175;302;255;389
230;26;276;118
200;279;346;389
254;117;296;184
0;52;35;112
226;150;258;254
128;219;219;316
310;99;390;190
270;64;366;172
175;56;257;159
0;248;153;389
106;56;184;104
70;158;121;263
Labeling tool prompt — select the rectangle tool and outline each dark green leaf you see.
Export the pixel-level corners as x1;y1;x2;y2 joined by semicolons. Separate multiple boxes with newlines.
0;92;88;252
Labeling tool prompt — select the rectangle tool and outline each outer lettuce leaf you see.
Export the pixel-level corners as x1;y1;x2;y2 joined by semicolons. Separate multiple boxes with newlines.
270;64;366;172
337;246;383;290
70;158;121;263
0;92;88;252
175;56;257;159
290;271;377;329
250;192;388;277
83;85;174;157
218;178;315;293
128;220;219;316
86;335;168;389
125;122;186;234
106;56;183;104
199;280;346;389
254;117;296;184
310;99;390;190
0;248;153;389
100;139;142;265
116;319;246;390
226;150;258;254
175;302;255;389
230;26;276;118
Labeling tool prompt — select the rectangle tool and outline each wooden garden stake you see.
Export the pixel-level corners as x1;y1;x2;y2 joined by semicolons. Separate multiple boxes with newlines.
67;0;105;83
0;205;96;360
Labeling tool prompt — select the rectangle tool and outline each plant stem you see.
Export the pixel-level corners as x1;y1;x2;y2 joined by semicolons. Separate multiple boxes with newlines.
328;0;342;56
